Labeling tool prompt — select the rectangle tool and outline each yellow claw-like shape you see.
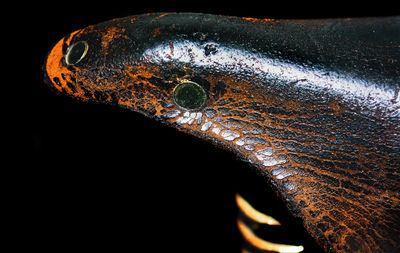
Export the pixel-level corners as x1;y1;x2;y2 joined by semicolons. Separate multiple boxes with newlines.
237;220;304;253
236;193;304;253
236;193;281;225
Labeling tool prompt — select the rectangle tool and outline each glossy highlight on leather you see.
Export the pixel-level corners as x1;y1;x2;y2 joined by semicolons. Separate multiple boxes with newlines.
44;13;400;253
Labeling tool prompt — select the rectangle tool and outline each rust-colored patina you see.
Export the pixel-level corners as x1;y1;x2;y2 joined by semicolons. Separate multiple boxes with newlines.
44;13;400;252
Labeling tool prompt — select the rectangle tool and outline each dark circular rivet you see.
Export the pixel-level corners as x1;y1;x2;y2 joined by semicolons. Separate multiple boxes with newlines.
173;81;207;110
65;41;88;65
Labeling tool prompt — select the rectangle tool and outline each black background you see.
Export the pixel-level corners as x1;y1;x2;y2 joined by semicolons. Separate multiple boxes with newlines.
10;2;398;252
